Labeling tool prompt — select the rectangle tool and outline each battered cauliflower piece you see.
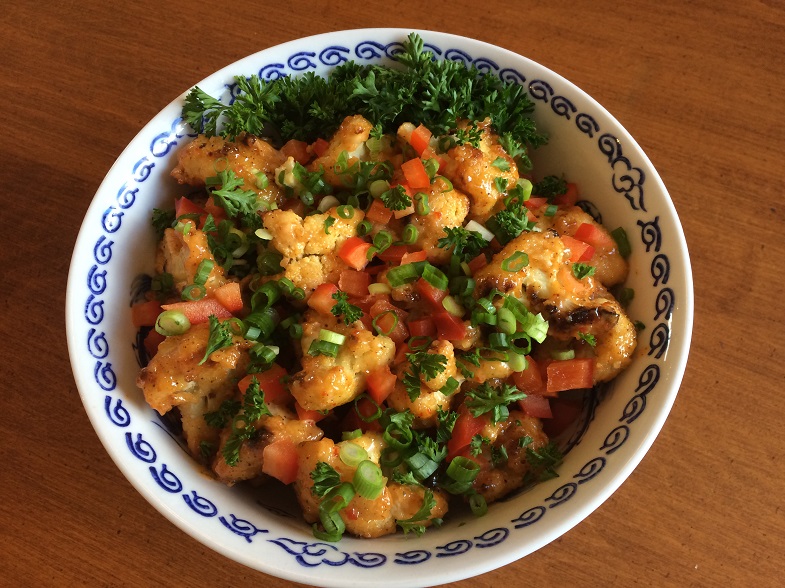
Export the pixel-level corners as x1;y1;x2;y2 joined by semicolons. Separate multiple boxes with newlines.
294;434;449;538
443;119;519;222
156;226;226;295
543;205;628;287
472;410;550;504
171;133;286;207
308;115;373;187
136;322;254;456
387;340;462;427
289;311;395;411
262;206;364;293
212;404;323;485
407;176;470;264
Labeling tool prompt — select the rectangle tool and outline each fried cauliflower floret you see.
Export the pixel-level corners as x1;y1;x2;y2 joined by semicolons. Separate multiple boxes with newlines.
294;435;448;538
171;133;285;207
289;311;395;411
387;340;462;427
443;118;519;222
308;115;374;187
156;226;226;294
408;176;470;264
475;229;636;384
212;403;323;485
472;410;549;504
543;205;628;287
136;322;254;456
282;255;349;295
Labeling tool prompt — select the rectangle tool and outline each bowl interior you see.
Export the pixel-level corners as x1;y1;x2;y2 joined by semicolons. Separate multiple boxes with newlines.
66;28;692;588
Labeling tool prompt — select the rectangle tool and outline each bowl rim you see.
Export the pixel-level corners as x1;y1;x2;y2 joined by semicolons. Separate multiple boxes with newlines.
66;27;693;587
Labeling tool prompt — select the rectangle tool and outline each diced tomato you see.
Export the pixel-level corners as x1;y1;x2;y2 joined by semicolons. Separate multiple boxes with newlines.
311;137;329;158
552;182;579;207
394;342;410;365
365;365;397;404
281;139;311;164
307;283;339;315
131;299;163;327
262;439;299;485
161;297;232;324
407;317;436;338
447;410;486;461
213;282;243;313
143;329;166;358
512;355;547;396
203;196;227;224
370;298;408;322
523;196;547;212
239;364;290;405
365;199;394;225
378;244;409;263
400;250;427;265
573;222;615;250
414;278;447;311
295;402;329;423
338;236;372;271
467;253;488;274
175;197;206;222
409;124;432;156
338;269;371;298
433;312;467;341
519;395;553;419
370;299;409;343
341;397;383;433
543;397;584;438
401;158;431;190
560;235;595;263
546;358;595;393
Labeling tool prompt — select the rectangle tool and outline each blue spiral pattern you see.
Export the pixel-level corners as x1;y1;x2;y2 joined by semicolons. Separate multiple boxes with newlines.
77;36;680;569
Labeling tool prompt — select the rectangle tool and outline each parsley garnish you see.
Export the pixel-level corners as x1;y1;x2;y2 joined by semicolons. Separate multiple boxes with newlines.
200;315;234;365
454;124;482;148
572;262;596;279
207;169;263;230
392;471;422;486
404;351;448;401
152;208;176;238
310;462;342;497
578;332;597;346
491;157;510;171
204;398;242;428
324;216;336;234
379;185;412;211
437;226;487;263
485;188;537;245
526;441;563;481
435;408;459;444
533;175;567;199
493;176;509;194
331;291;363;325
397;489;436;536
222;376;272;466
465;382;526;424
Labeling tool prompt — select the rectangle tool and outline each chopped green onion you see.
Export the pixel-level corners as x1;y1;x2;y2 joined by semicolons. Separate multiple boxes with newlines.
257;251;284;276
353;460;385;500
422;264;448;290
497;307;517;335
291;287;306;301
254;228;273;240
251;281;281;310
300;191;315;207
551;349;575;360
488;332;509;349
414;192;430;215
308;339;340;357
405;452;439;481
373;230;394;252
475;298;496;314
250;344;278;365
193;260;214;286
380;448;404;468
317;195;340;212
342;429;362;441
442;295;465;317
383;425;414;451
402;224;419;244
319;329;346;345
437;176;453;192
516;178;533;200
617;287;635;307
507;351;528;371
277;277;295;295
472;311;497;326
321;482;355;514
339;443;368;467
469;492;487;516
368;283;392;295
337;204;355;219
509;332;532;355
354;394;382;422
244;307;280;340
154;310;191;336
372;310;399;336
289;322;303;339
449;276;475;296
439;377;460;396
544;204;558;217
366;245;379;260
356;220;373;236
387;263;421;287
501;251;529;272
423;158;440;178
181;284;206;301
369;179;390;198
407;336;432;351
244;325;262;340
464;220;494;243
446;456;481;483
254;171;269;190
611;227;632;258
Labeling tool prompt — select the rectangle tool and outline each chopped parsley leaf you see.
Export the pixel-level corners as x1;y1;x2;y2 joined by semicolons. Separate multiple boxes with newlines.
310;462;342;497
331;291;363;325
437;226;488;263
379;184;412;211
199;315;234;365
465;382;526;424
572;262;596;280
397;489;436;536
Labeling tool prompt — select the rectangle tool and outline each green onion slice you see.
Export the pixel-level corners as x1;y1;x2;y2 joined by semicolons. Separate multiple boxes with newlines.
356;219;373;236
422;264;448;290
497;307;517;335
501;251;529;272
181;284;206;301
251;281;281;310
611;227;632;258
339;443;369;468
308;339;340;357
193;260;214;286
402;224;419;244
469;492;488;516
372;310;398;336
353;460;385;500
354;394;382;422
337;204;355;219
154;310;191;336
319;329;347;345
446;456;481;483
414;192;430;215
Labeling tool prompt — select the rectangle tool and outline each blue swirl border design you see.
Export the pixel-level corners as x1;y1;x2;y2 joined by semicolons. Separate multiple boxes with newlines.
78;35;676;570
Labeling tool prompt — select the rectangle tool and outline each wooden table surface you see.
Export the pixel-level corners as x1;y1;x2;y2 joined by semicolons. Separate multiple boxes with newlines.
3;1;784;586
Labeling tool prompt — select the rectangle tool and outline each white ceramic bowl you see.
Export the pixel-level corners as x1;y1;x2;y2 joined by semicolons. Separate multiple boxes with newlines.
66;28;693;587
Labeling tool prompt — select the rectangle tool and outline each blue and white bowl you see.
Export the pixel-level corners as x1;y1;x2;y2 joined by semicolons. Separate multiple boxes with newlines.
66;28;693;587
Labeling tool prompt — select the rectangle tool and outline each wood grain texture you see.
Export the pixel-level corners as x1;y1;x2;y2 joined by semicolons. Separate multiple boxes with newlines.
2;0;784;586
